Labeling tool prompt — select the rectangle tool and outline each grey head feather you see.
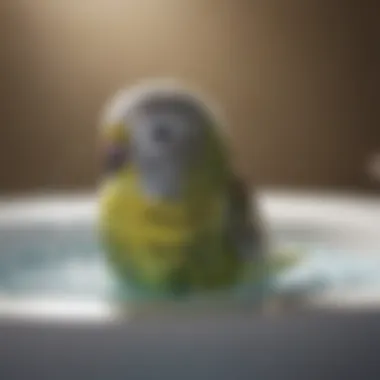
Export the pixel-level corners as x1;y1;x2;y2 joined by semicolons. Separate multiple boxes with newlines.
127;95;209;201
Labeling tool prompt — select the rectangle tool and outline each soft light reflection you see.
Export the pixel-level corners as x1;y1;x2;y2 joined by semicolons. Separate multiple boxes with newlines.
1;191;380;230
0;297;117;323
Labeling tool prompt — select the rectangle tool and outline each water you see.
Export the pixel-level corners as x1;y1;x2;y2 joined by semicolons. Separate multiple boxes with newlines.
1;222;380;307
0;226;116;301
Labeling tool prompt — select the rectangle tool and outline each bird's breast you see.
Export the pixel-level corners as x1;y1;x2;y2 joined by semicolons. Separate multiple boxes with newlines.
100;179;225;252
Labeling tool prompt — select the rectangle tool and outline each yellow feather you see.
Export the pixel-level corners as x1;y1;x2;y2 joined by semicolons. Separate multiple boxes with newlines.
101;122;129;143
99;169;224;250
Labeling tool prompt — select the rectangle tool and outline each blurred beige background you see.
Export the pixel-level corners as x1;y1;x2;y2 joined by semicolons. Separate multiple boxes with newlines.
0;0;378;193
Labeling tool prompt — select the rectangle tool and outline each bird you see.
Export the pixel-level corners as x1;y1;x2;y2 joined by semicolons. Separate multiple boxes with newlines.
97;78;270;301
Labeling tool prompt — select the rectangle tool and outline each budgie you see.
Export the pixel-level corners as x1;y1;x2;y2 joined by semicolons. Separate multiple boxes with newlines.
98;79;271;300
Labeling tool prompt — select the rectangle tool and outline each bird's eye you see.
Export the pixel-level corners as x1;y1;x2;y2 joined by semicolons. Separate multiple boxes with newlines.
158;113;192;140
130;111;198;150
152;122;172;143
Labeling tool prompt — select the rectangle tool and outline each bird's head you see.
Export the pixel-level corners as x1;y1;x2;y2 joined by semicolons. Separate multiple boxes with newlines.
100;78;230;200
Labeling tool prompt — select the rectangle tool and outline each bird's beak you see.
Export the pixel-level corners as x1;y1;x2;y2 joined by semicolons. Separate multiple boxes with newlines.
103;143;129;174
100;122;129;175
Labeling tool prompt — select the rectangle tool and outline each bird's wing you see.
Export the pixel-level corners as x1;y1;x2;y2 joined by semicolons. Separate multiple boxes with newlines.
226;174;266;260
